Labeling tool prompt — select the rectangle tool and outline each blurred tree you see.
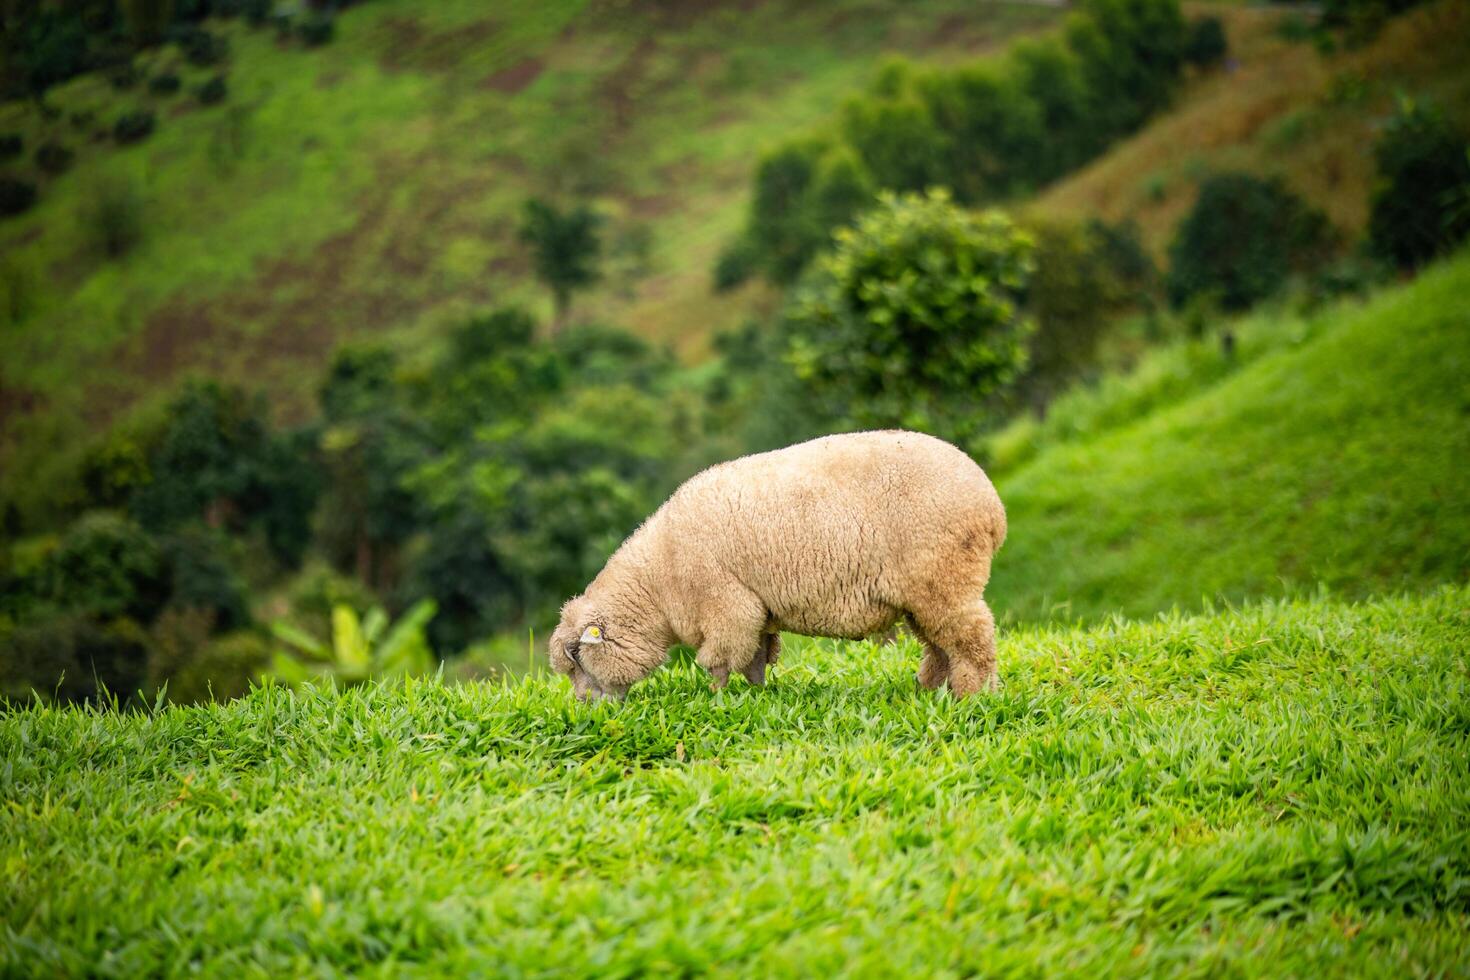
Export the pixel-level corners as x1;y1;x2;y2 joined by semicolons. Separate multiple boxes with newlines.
519;198;602;332
1183;16;1228;69
1368;98;1470;270
1167;172;1334;311
42;511;168;623
119;0;176;44
781;189;1034;441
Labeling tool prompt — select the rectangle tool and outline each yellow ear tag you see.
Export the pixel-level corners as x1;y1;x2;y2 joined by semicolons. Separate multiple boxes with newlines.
581;625;603;644
588;627;601;638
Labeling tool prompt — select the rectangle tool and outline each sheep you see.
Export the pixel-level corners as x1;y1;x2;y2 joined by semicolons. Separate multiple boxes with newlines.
548;429;1007;700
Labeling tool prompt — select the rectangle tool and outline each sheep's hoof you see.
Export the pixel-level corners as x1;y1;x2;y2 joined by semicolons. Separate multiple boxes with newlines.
741;657;767;687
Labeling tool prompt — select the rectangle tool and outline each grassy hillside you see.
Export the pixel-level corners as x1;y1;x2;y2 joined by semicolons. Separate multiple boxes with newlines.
3;586;1467;974
0;0;1057;479
1030;0;1470;258
988;249;1470;624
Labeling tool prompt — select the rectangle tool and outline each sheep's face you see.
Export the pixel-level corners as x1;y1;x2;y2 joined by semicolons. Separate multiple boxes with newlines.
549;595;663;701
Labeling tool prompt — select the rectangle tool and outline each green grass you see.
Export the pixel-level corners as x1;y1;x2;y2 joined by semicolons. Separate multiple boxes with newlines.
988;249;1470;625
0;0;1057;498
2;585;1467;974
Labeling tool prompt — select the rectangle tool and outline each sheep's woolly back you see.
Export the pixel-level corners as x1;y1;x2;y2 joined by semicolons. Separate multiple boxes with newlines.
564;430;1005;671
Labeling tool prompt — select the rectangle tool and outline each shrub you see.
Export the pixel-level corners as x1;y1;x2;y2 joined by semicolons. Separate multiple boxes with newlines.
297;15;335;47
148;72;181;95
161;526;250;631
243;0;274;26
1167;172;1334;311
43;511;168;622
109;63;141;90
83;176;145;258
154;626;269;704
0;134;21;160
34;140;74;176
1368;99;1470;270
197;74;228;106
178;28;227;67
781;189;1034;439
519;198;603;329
0;177;38;218
0;615;153;704
712;236;758;292
1184;16;1228;68
113;109;157;145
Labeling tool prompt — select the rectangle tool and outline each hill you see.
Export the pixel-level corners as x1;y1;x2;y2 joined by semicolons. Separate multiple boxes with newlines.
2;584;1466;973
1028;0;1470;258
0;0;1058;482
987;249;1470;624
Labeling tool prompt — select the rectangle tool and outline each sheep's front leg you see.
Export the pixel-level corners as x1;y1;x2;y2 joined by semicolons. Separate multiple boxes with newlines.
695;590;767;691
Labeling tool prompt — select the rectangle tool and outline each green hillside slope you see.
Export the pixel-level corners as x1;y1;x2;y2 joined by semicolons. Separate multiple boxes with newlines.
2;586;1466;973
0;0;1056;471
989;250;1470;624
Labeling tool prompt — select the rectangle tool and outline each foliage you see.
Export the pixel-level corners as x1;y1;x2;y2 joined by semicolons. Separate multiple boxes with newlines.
197;73;228;105
726;0;1187;283
1368;98;1470;269
148;72;181;94
518;198;603;327
40;511;168;623
0;615;152;704
991;251;1470;622
129;382;320;567
149;620;268;703
0;176;38;218
268;599;437;685
1183;15;1228;68
297;14;335;47
159;525;250;632
178;27;227;67
119;0;176;44
780;189;1033;440
2;587;1469;972
1017;219;1152;407
112;109;157;145
82;175;146;258
1166;172;1334;311
0;134;22;160
34;140;75;175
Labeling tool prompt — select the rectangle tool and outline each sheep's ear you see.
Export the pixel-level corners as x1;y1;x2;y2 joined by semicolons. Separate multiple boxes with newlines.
580;625;604;645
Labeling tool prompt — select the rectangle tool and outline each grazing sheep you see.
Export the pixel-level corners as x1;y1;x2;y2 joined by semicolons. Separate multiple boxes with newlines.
549;430;1007;699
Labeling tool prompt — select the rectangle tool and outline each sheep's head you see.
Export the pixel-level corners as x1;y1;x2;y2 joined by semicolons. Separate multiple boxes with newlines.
549;593;665;701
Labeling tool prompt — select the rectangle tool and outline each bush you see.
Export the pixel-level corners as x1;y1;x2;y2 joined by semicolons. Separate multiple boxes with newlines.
34;140;74;176
113;110;157;145
1184;16;1228;68
297;15;335;47
781;189;1034;439
243;0;274;26
178;28;227;67
1368;99;1470;270
0;134;21;160
712;236;758;292
161;526;250;631
0;615;153;704
197;74;228;106
1167;172;1334;311
83;176;145;258
148;72;181;95
43;512;168;622
0;177;38;218
109;63;140;90
154;625;269;704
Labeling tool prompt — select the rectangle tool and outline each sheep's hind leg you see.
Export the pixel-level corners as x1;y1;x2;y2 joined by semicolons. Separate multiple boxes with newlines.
906;615;950;690
911;597;999;697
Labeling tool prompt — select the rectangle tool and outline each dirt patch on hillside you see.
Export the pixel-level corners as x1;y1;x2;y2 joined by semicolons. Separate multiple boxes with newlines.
484;57;544;94
378;16;503;73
